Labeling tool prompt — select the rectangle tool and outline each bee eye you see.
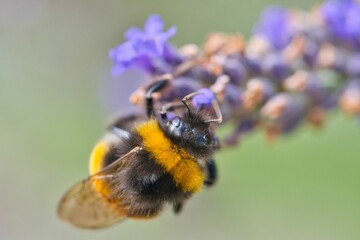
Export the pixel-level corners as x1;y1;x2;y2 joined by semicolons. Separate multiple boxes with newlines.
170;117;181;127
194;134;211;146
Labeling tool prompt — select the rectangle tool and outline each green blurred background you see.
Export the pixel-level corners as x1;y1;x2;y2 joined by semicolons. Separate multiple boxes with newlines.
1;0;360;239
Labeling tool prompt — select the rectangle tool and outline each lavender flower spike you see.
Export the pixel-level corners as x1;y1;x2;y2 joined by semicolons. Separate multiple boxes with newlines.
109;14;178;76
108;1;360;148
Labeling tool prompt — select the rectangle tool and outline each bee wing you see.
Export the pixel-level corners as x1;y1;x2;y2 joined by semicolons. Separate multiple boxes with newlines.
57;146;141;229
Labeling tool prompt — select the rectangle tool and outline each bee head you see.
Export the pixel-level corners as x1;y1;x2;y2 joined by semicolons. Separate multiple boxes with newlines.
158;89;223;158
161;111;218;159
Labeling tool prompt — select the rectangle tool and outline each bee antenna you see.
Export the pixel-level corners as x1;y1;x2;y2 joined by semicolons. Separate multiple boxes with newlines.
182;91;223;124
182;100;193;115
181;94;195;116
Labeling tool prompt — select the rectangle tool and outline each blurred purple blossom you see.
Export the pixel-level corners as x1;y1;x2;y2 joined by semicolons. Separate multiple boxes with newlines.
320;0;360;49
262;53;292;81
160;77;202;103
346;54;360;77
261;94;307;133
254;6;293;50
224;83;242;107
223;55;247;85
224;117;258;146
192;88;216;108
109;14;179;76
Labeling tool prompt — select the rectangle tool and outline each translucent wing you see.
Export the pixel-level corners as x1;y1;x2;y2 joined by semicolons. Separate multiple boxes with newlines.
57;146;141;229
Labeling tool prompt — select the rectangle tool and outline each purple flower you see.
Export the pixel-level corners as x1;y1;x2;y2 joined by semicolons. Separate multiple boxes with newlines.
321;0;349;40
254;6;293;50
224;117;258;146
304;74;327;102
346;54;360;77
224;83;242;107
262;53;292;82
303;40;320;67
222;55;247;86
160;77;202;103
261;94;307;133
191;88;216;109
320;0;360;49
109;14;179;76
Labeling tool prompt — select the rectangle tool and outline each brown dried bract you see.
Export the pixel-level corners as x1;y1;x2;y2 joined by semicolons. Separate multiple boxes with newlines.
201;54;225;76
204;32;245;56
243;79;266;111
283;36;306;62
179;44;201;59
264;124;281;143
130;88;146;106
284;70;309;92
261;95;288;120
246;36;271;58
222;34;245;55
307;106;325;128
317;43;336;68
210;75;230;102
204;32;228;56
340;89;360;115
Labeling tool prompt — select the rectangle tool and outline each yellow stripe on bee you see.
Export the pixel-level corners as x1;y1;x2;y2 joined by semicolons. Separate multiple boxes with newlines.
89;141;109;175
136;119;204;193
88;141;112;195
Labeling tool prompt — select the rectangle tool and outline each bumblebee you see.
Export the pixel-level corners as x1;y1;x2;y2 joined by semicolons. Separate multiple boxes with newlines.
57;79;222;229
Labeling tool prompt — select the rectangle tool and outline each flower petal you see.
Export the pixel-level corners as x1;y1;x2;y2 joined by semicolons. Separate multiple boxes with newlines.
144;14;164;34
164;26;177;40
124;27;144;40
192;88;216;108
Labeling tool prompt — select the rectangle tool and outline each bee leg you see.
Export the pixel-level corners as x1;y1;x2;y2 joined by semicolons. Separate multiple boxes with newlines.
146;79;169;117
173;201;184;214
204;158;217;187
160;102;186;121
